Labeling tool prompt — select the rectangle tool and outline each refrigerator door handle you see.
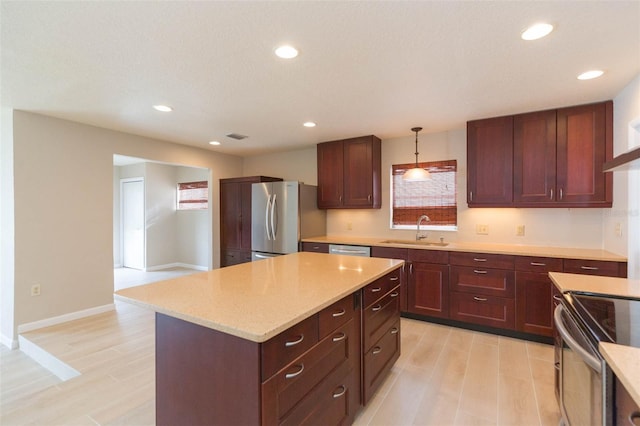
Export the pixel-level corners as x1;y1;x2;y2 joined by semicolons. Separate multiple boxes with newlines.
265;194;272;240
271;193;277;240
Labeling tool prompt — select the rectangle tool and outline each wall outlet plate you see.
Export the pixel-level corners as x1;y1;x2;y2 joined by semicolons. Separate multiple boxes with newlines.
476;224;489;235
31;284;41;296
516;225;525;236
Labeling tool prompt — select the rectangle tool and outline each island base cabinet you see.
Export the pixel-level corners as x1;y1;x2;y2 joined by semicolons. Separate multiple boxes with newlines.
449;292;515;330
155;313;261;426
363;319;401;404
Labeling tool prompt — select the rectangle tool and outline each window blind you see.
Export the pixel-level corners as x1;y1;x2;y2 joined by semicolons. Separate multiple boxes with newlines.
177;181;208;210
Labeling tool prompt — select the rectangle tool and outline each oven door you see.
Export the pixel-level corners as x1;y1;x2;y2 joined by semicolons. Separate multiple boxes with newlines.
554;304;608;426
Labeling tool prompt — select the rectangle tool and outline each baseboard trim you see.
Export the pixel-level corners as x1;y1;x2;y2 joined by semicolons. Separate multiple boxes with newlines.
17;303;115;334
145;262;208;272
18;335;80;381
1;333;18;349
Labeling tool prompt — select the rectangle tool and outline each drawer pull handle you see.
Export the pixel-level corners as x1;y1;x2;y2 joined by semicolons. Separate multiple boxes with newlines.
372;304;382;312
285;364;304;379
580;266;599;271
332;332;346;342
332;385;347;399
390;276;399;281
553;294;564;302
371;287;382;293
473;258;487;262
530;262;546;266
372;346;382;355
473;270;488;274
390;327;399;335
285;335;304;347
313;246;320;249
473;296;488;302
629;411;640;424
332;309;346;317
390;292;399;297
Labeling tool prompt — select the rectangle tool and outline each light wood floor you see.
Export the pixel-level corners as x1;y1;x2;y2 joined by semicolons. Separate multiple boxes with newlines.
1;301;560;425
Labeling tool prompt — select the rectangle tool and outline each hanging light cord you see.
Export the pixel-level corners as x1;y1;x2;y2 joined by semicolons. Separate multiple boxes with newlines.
412;126;422;168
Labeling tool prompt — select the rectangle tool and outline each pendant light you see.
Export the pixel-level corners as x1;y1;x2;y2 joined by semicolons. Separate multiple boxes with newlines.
402;127;431;181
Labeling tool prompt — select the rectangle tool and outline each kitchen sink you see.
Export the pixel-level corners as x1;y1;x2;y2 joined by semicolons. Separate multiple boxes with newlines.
380;239;449;247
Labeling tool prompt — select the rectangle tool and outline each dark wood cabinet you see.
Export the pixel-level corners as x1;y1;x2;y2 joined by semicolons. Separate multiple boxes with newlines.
406;249;450;319
469;101;613;208
371;246;408;312
361;272;401;404
467;116;514;206
563;258;627;278
300;242;330;253
317;135;381;209
220;176;281;267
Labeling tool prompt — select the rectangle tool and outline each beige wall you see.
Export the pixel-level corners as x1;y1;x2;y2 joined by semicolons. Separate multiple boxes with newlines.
9;111;242;338
1;107;16;347
243;147;317;185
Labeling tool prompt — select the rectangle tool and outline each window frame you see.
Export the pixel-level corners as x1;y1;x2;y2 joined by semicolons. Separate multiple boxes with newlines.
389;160;458;231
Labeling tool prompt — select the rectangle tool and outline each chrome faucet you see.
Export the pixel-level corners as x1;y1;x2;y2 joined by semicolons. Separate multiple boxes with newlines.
416;215;430;240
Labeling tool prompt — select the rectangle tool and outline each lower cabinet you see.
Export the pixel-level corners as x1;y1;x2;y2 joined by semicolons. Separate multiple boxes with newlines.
449;292;516;329
406;249;450;319
222;248;252;266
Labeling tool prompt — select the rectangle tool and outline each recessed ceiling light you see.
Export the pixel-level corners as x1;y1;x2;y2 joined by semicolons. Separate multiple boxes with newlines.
209;141;221;146
275;45;298;59
577;70;604;80
303;122;316;128
521;23;554;41
153;105;173;112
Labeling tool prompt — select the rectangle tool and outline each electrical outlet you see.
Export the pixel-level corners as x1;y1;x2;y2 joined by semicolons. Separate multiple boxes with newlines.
347;222;353;231
615;223;622;237
516;225;525;236
31;284;41;297
476;224;489;235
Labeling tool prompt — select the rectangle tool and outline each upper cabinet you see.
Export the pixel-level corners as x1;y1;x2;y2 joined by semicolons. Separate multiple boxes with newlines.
468;101;613;208
317;135;381;209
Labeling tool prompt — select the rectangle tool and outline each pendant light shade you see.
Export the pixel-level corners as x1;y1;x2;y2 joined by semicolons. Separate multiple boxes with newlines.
403;127;431;181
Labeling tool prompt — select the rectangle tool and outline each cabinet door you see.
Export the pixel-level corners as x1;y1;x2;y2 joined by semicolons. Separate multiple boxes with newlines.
407;262;449;318
515;271;554;337
514;110;557;204
220;182;242;251
556;101;612;206
467;116;514;206
240;182;253;251
317;140;344;208
343;136;381;208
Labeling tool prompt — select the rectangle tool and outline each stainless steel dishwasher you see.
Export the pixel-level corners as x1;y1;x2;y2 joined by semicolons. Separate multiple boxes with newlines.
328;244;371;257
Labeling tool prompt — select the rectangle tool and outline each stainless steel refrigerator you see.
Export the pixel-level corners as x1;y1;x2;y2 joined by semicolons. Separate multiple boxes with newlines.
251;181;326;261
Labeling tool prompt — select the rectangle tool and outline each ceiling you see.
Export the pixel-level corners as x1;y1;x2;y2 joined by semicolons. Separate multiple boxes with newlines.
2;1;639;157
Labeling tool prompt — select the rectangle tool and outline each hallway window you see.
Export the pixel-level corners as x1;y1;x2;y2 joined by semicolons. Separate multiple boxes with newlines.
177;181;208;210
391;160;457;230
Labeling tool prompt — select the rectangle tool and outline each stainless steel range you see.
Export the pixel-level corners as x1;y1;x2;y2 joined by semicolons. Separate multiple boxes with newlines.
554;291;640;426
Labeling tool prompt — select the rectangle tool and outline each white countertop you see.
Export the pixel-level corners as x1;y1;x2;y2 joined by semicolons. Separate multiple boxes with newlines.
549;272;640;407
115;252;403;343
303;235;627;262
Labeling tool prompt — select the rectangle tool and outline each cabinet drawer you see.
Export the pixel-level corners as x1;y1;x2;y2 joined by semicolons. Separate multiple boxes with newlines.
450;266;515;298
515;256;563;273
222;249;251;267
408;249;449;264
363;270;402;308
262;315;319;381
363;319;400;404
363;287;400;350
450;292;515;330
300;242;330;253
563;259;627;277
261;320;357;424
450;252;514;270
371;246;408;261
318;294;354;339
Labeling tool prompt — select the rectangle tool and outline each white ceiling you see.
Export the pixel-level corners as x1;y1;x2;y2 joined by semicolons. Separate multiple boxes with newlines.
2;1;639;157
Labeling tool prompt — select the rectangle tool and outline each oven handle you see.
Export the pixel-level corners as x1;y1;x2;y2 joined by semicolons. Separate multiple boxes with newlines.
554;304;601;371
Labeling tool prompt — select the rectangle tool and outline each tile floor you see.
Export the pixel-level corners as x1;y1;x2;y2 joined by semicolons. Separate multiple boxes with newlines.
1;268;560;425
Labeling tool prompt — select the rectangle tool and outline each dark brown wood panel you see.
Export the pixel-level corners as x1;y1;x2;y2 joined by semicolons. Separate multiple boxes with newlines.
318;293;355;339
467;116;514;206
343;137;374;207
362;288;400;350
515;271;554;337
407;262;450;318
564;258;628;278
514;256;563;273
363;320;400;404
450;292;516;330
363;269;402;308
451;266;515;298
317;140;344;208
514;109;557;204
371;247;408;312
408;248;450;264
450;252;515;270
155;313;261;426
300;241;330;253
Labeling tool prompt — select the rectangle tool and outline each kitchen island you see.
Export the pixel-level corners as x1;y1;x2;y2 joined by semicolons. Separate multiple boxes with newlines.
115;252;404;425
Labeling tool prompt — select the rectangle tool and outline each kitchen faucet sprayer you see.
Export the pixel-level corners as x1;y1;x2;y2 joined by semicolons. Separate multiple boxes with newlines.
416;215;430;240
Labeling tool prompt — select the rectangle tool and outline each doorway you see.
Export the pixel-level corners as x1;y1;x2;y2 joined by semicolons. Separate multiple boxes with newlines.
121;178;144;270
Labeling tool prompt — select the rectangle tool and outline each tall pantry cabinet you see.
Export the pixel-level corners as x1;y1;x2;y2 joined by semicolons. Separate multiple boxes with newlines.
220;176;282;267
